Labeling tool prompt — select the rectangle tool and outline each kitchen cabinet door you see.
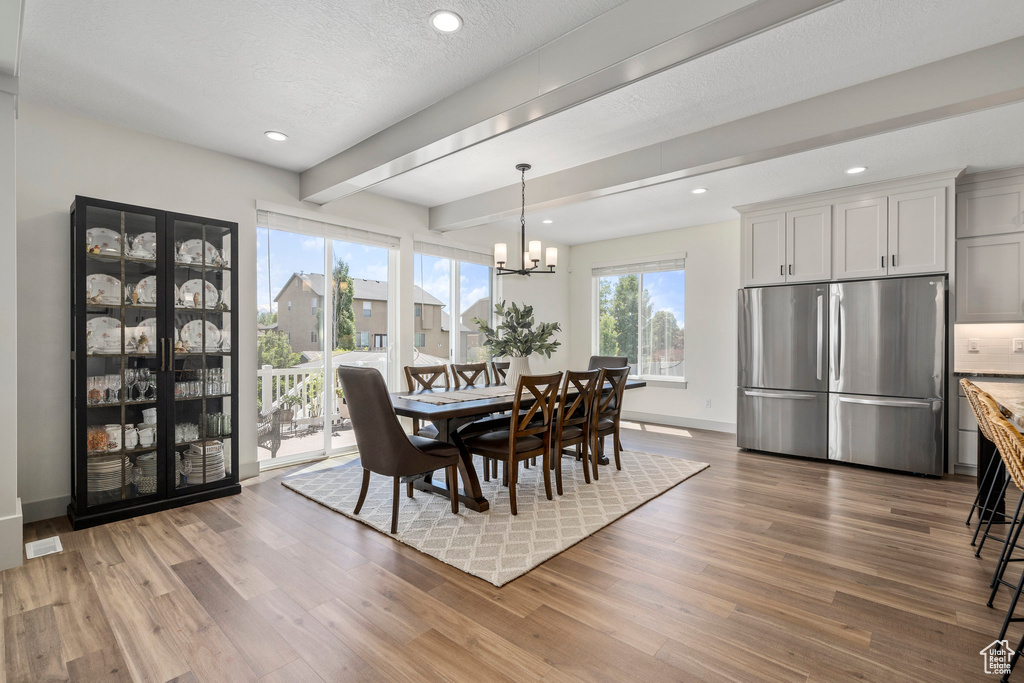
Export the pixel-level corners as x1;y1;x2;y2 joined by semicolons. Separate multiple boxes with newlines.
957;183;1024;238
888;187;946;275
834;196;888;279
785;205;831;283
742;212;786;286
956;233;1024;322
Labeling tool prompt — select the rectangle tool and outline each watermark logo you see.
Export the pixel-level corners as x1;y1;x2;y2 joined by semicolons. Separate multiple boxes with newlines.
980;640;1015;675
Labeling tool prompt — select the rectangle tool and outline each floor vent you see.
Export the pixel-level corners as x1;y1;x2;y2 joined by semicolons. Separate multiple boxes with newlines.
25;536;63;559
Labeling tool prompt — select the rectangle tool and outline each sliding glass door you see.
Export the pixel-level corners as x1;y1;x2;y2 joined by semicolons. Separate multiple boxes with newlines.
256;211;395;466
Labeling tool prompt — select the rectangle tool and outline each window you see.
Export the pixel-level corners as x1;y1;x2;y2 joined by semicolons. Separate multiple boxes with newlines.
363;301;372;317
374;333;387;348
594;257;685;380
257;209;396;465
413;243;493;366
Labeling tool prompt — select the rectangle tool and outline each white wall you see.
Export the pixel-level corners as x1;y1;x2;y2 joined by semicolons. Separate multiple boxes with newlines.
567;220;741;432
0;89;22;568
15;101;429;521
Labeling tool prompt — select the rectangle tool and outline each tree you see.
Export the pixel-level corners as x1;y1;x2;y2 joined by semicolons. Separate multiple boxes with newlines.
257;310;277;326
610;275;652;365
599;313;618;356
647;310;683;364
332;259;356;351
257;331;301;369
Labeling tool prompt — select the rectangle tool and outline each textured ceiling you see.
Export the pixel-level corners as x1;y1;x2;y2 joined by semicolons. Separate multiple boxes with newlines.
487;100;1024;245
370;0;1024;207
19;0;625;171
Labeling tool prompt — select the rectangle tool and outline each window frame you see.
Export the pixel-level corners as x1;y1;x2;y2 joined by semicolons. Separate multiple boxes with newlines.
591;255;687;385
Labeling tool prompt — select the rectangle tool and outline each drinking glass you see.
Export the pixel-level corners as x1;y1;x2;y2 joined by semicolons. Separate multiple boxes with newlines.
135;368;150;402
124;369;138;402
108;374;121;403
189;380;201;398
87;377;98;405
124;282;135;305
147;377;157;400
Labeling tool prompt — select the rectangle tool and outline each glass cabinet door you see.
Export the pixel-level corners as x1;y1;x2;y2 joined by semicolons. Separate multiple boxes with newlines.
169;216;234;491
80;202;164;507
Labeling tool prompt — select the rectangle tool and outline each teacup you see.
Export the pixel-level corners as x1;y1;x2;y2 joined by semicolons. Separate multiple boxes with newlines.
124;426;139;449
138;426;156;447
104;424;122;450
142;407;157;425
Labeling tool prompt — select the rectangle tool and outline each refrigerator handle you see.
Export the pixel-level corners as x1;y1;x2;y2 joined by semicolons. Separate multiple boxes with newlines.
830;290;841;382
816;295;823;380
837;396;933;409
743;390;820;400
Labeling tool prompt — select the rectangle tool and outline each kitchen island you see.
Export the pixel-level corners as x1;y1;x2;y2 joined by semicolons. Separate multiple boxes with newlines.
976;382;1024;431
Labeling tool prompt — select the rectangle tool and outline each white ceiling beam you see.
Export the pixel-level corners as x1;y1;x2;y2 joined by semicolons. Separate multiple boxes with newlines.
0;0;23;78
299;0;841;205
429;36;1024;231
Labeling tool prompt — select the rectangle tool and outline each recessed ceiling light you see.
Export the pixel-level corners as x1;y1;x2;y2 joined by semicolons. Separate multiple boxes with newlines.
845;166;867;174
265;131;288;142
542;219;553;224
691;187;708;194
430;10;463;33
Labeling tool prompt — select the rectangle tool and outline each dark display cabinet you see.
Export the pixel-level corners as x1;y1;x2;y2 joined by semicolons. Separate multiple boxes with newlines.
69;196;239;529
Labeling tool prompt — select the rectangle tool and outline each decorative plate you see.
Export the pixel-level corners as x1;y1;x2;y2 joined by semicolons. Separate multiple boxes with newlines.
179;239;219;265
85;273;122;305
86;228;121;255
180;319;221;351
134;276;158;304
127;232;157;259
179;279;219;309
86;316;122;353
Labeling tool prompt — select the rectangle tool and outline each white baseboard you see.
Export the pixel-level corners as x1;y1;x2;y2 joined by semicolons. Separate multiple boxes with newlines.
22;495;69;524
0;498;23;570
622;411;737;434
954;464;978;477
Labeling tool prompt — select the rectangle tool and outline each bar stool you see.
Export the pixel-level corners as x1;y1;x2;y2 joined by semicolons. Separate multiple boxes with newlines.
966;384;1015;554
964;379;1004;526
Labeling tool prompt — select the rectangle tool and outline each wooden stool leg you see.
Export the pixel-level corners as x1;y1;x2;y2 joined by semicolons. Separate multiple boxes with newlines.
391;477;400;534
354;468;371;514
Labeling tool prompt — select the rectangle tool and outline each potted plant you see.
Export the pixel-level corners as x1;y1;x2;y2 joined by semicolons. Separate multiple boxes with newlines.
473;301;561;388
279;393;302;423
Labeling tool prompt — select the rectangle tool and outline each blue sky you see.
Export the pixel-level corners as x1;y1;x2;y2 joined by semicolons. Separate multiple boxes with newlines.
257;229;491;317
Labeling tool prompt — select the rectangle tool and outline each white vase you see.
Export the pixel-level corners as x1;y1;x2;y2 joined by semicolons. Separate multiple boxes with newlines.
505;355;532;388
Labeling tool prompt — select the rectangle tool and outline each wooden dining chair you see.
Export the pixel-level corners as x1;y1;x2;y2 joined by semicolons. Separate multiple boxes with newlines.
337;365;461;534
491;361;510;384
452;362;490;387
463;372;562;515
403;364;450;438
551;369;600;495
590;366;630;479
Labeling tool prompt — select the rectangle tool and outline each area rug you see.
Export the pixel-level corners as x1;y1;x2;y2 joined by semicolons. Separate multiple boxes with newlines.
282;450;708;586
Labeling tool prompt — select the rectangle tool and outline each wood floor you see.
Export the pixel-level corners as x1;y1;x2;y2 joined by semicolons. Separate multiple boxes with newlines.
7;423;1014;682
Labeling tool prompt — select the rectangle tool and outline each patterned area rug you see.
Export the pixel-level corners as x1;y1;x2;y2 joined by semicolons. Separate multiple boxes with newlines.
282;450;709;586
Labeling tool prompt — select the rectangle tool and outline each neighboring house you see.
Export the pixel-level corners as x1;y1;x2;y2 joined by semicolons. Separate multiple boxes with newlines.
460;297;491;361
273;273;467;354
256;321;278;337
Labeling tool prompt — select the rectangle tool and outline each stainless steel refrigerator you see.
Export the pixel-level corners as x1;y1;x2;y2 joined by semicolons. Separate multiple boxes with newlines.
737;275;946;476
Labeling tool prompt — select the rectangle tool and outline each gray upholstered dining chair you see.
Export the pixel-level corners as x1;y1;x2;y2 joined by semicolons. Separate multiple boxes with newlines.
588;355;629;371
337;365;461;534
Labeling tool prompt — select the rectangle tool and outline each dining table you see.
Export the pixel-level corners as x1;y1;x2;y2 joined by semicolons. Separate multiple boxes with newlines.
390;379;647;512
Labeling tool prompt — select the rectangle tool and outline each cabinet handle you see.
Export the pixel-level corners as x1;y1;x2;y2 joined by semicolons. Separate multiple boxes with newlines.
881;256;885;269
780;264;783;276
161;338;167;372
789;264;793;275
892;253;897;267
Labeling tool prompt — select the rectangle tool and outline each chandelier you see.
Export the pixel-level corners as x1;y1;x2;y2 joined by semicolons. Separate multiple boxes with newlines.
494;163;557;276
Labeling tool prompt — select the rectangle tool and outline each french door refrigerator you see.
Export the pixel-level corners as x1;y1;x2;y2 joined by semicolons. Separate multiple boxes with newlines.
738;275;946;476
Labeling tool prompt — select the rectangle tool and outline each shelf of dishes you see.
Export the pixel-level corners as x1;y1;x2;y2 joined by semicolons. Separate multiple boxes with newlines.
87;229;231;269
85;273;230;311
87;420;231;453
86;451;201;501
86;317;232;355
86;373;156;405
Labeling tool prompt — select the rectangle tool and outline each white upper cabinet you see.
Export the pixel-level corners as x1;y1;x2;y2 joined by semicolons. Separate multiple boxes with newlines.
957;183;1024;238
834;196;888;280
888;187;946;275
786;205;831;283
742;212;786;286
956;233;1024;322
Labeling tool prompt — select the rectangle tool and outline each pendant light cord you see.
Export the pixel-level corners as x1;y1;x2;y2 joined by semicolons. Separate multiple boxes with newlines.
520;166;527;267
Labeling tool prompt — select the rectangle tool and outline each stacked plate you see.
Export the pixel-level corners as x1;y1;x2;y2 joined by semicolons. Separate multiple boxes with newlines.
134;452;158;494
184;441;225;483
88;453;130;492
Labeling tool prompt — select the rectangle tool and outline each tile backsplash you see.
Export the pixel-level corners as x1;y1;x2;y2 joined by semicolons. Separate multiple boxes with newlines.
954;323;1024;372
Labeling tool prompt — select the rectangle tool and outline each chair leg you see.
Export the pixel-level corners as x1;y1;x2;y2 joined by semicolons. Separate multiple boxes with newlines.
581;437;592;485
974;463;1006;546
613;428;622;470
482;456;490;482
970;452;1000;525
492;458;498;478
592;434;601;481
406;481;414;498
509;458;518;515
354;469;371;515
502;460;509;487
542;448;553;501
978;479;1012;556
391;477;400;534
990;492;1024;606
554;440;564;496
447;465;459;514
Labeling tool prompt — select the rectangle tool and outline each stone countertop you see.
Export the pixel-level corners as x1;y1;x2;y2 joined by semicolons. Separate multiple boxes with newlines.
976;382;1024;430
954;370;1024;379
